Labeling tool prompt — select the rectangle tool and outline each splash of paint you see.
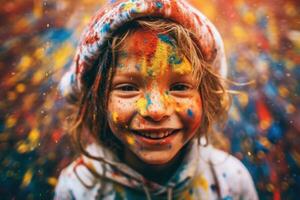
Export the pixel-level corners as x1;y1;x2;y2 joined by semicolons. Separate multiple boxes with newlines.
112;112;119;122
136;97;147;115
162;91;174;107
126;135;135;145
155;1;163;9
168;53;182;65
194;174;209;191
101;23;110;34
158;34;175;46
187;108;194;117
147;37;169;77
145;93;152;109
172;56;192;74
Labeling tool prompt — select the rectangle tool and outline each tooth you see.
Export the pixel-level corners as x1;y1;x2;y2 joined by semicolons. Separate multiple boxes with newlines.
158;132;164;138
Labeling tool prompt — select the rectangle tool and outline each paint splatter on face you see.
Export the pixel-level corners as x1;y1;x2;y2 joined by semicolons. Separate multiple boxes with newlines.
107;29;202;165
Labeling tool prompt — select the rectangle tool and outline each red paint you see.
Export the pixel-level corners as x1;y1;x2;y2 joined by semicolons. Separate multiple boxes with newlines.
84;32;100;45
128;30;158;64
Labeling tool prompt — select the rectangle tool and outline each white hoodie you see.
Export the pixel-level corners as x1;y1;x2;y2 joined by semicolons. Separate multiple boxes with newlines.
55;140;258;200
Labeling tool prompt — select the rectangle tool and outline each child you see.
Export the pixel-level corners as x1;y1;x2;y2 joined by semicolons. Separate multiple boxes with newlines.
56;0;258;199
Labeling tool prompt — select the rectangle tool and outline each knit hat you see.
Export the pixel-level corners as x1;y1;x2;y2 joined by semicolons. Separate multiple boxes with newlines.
59;0;227;102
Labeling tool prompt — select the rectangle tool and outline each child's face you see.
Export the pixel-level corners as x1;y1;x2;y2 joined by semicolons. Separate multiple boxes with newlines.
108;29;202;165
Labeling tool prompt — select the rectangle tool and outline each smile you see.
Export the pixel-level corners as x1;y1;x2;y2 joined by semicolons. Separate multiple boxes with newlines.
132;129;179;140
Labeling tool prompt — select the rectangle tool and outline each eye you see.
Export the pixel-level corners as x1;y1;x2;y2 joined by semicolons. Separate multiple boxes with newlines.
170;83;190;91
115;84;139;91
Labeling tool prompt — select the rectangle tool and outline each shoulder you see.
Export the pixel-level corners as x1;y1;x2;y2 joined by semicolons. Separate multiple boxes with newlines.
54;157;101;200
199;145;259;200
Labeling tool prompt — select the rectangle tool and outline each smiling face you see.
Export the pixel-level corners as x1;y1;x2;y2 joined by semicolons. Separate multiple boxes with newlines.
107;29;202;165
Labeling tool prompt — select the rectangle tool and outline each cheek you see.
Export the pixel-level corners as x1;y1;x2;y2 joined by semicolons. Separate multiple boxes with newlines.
107;96;137;129
176;96;202;131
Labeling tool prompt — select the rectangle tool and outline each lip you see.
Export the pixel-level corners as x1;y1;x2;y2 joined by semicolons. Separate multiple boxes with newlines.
131;129;181;146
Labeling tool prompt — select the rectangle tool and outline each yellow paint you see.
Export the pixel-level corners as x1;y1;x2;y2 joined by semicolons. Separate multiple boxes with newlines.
126;135;135;145
140;57;148;77
193;174;209;191
151;40;169;76
180;189;194;200
162;92;176;110
136;97;147;115
21;169;33;188
122;2;141;12
173;56;192;75
112;112;119;122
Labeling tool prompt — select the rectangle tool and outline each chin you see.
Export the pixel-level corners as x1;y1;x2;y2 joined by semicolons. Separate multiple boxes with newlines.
137;150;177;165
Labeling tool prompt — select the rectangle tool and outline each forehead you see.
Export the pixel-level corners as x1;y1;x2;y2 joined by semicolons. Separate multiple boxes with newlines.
116;29;194;76
120;28;176;57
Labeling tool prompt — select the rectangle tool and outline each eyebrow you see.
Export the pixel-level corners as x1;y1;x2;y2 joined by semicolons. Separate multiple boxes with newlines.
112;71;145;84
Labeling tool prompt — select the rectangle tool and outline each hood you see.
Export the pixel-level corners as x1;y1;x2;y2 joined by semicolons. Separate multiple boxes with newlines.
76;139;199;199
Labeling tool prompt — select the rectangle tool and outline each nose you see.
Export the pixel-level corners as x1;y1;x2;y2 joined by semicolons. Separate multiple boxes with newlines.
140;91;170;122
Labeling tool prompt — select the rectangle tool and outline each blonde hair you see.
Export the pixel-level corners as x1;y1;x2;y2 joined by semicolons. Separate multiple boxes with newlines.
69;18;230;159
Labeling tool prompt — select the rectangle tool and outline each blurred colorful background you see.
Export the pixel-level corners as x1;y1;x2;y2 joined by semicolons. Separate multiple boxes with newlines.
0;0;299;199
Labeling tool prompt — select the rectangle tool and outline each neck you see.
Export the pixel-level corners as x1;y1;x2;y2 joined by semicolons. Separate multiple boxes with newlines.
122;145;188;184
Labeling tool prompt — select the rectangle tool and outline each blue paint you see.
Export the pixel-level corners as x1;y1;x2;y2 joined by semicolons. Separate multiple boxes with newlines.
210;184;217;192
222;196;233;200
222;172;227;178
155;1;163;9
168;54;182;65
101;23;110;34
145;94;152;109
158;34;175;46
187;109;194;117
70;74;75;83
